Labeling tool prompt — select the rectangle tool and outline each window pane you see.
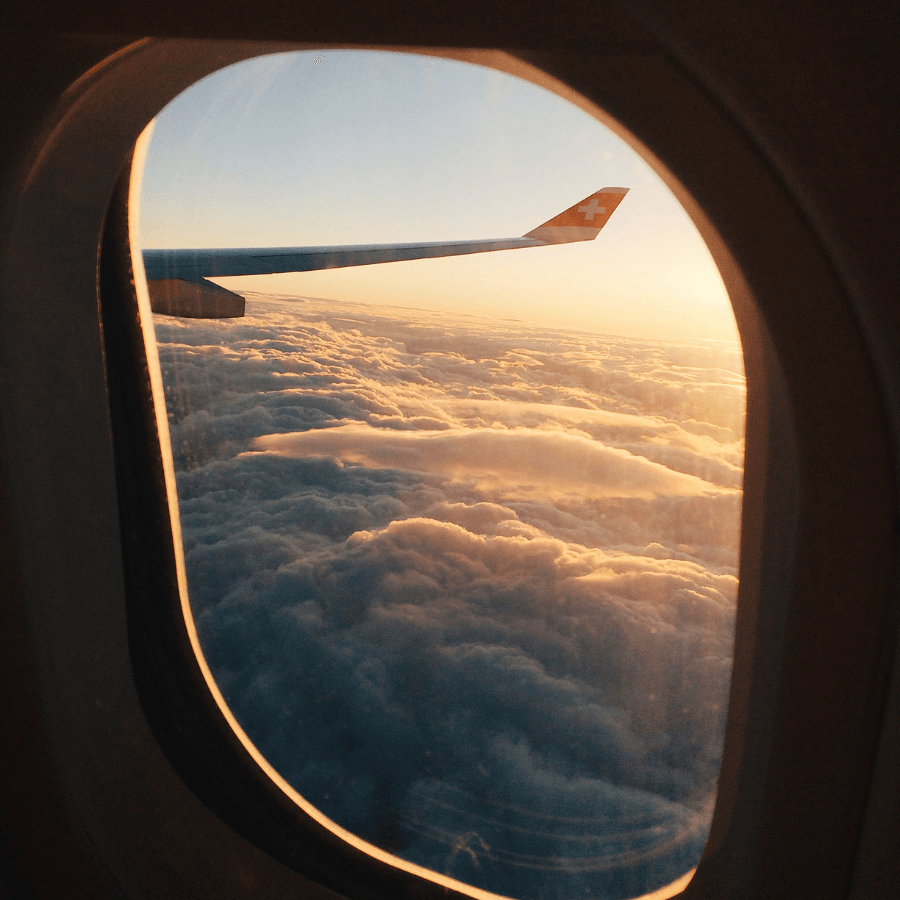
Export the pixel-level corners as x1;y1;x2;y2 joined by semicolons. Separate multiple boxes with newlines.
137;50;743;900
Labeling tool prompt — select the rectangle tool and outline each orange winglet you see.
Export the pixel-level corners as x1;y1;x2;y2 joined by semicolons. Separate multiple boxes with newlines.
524;187;628;243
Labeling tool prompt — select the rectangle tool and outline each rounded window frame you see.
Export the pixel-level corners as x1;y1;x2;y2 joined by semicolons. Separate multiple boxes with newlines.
1;34;895;900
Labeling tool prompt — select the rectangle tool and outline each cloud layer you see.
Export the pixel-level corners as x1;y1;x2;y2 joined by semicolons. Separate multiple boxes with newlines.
156;294;745;900
254;423;726;500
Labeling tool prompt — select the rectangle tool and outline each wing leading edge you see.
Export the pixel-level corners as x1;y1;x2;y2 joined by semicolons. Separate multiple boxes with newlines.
143;187;628;318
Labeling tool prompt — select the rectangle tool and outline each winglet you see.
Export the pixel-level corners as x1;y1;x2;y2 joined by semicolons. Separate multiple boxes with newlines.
524;187;628;244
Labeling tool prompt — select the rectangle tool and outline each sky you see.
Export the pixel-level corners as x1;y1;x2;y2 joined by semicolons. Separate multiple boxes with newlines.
138;49;739;344
140;49;745;900
155;295;744;900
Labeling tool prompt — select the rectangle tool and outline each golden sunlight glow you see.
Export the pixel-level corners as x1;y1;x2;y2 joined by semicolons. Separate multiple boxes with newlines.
132;48;742;900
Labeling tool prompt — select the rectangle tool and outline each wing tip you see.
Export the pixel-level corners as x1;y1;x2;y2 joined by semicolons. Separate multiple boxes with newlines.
524;187;629;243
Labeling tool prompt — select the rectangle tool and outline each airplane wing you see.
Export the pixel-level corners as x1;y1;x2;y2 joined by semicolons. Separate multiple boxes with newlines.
142;187;628;318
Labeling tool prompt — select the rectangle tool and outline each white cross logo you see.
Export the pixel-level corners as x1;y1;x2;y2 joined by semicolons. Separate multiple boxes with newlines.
578;199;606;221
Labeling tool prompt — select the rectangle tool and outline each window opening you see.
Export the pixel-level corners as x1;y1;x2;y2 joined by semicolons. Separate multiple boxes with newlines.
135;49;744;900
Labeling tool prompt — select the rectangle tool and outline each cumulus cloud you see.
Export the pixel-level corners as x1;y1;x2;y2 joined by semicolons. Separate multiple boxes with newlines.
155;294;745;900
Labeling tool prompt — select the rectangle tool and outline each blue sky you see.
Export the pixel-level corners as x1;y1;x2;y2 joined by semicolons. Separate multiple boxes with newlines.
138;50;738;343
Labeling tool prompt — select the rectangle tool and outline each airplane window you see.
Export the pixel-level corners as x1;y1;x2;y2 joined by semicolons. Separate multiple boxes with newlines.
134;49;744;900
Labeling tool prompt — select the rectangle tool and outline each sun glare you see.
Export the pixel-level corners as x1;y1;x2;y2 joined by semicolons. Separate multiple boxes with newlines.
135;49;744;900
